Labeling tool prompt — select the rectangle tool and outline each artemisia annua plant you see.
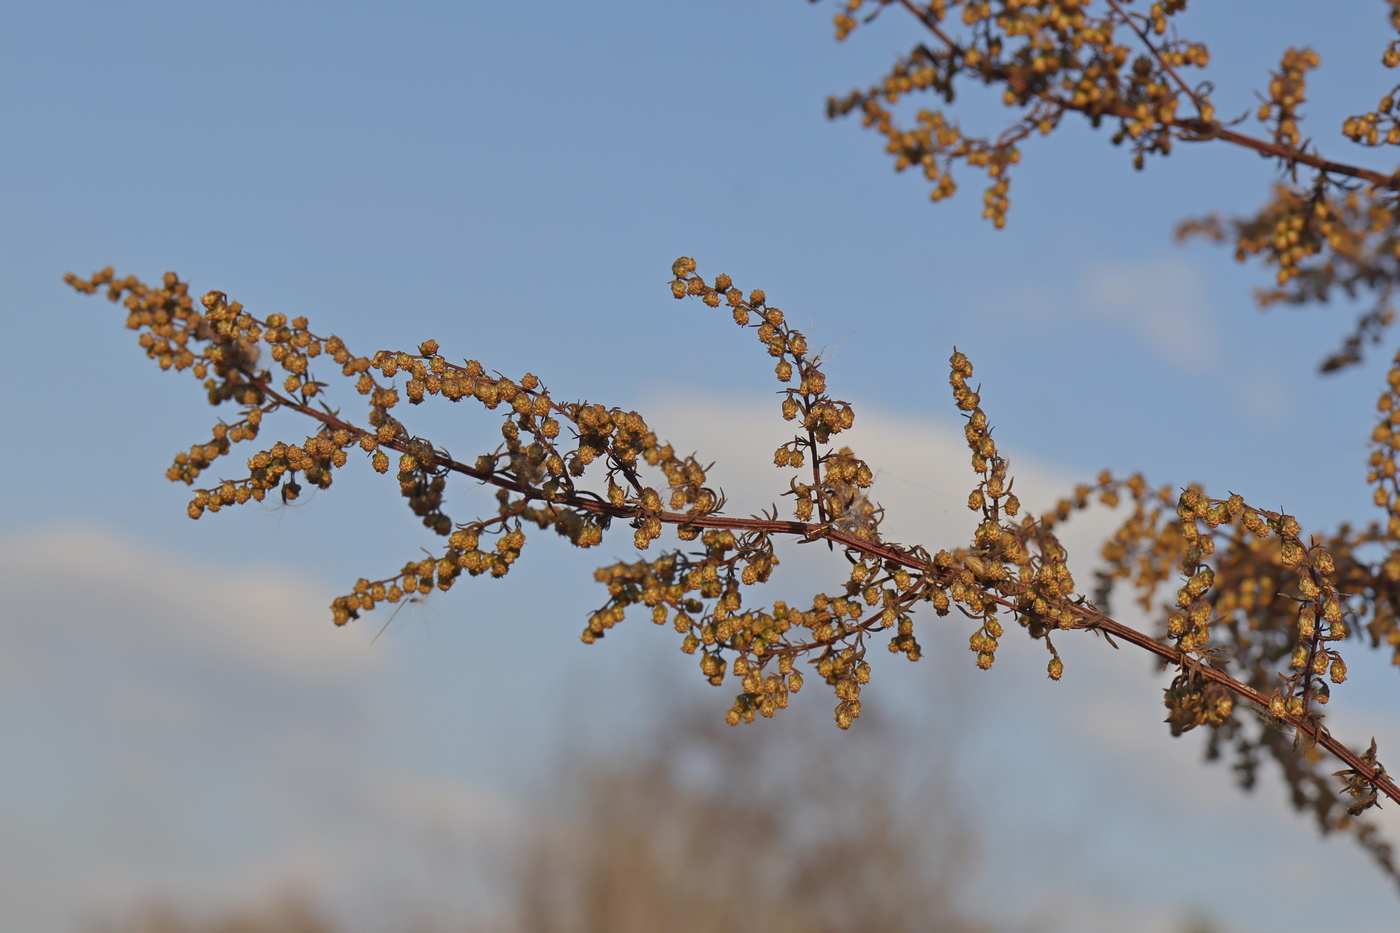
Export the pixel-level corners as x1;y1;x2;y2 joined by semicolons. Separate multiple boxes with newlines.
68;0;1400;891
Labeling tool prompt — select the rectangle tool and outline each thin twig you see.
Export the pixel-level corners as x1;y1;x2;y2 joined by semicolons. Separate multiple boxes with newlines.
891;0;1399;188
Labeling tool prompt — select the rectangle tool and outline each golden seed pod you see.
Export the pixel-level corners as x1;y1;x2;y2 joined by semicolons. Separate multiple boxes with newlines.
1323;596;1343;623
1330;657;1348;683
1298;605;1316;638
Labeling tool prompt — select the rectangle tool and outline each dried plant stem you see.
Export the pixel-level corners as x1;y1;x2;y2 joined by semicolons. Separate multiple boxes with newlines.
255;368;1400;808
893;0;1399;188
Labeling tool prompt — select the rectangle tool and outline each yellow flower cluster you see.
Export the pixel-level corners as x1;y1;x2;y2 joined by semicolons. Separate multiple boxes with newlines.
826;1;1400;369
1259;47;1319;150
64;263;724;627
824;0;1212;225
76;250;1400;879
1178;185;1400;370
1344;1;1400;147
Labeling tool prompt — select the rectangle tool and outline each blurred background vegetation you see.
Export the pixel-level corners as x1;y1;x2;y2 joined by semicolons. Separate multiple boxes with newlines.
91;693;1229;933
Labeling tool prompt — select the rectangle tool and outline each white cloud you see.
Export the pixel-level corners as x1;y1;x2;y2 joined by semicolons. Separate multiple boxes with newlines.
0;525;377;687
988;255;1221;371
1082;256;1220;371
0;525;502;933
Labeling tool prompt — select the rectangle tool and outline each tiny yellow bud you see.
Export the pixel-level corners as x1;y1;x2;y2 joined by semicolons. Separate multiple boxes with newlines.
1330;657;1348;683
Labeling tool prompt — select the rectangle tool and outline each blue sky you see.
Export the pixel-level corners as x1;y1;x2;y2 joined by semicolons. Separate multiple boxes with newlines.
3;2;1400;931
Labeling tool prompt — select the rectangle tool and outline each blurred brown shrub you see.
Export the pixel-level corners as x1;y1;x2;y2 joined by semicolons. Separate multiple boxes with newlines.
506;701;990;933
91;699;990;933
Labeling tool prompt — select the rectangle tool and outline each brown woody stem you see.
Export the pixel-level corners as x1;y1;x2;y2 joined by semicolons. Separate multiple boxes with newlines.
254;369;1400;807
893;0;1400;189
